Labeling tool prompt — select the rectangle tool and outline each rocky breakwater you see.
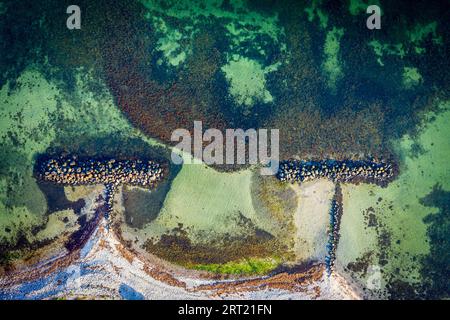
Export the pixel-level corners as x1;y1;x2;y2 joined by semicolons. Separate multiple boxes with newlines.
36;155;166;188
276;159;396;186
36;155;167;222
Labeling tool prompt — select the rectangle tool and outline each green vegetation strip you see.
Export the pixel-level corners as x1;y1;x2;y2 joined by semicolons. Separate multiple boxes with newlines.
191;257;281;276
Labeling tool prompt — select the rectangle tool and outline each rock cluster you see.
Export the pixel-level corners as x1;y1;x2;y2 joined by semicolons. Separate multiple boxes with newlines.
277;159;395;185
104;183;116;220
325;195;343;276
37;155;165;188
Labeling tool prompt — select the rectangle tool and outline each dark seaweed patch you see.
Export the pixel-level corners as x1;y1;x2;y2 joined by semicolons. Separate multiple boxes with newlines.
143;217;290;267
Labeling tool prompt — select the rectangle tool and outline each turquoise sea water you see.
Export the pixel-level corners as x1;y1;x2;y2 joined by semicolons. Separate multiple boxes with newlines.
0;0;449;298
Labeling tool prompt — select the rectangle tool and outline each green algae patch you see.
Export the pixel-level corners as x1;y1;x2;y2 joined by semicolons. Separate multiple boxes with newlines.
323;27;345;91
403;67;423;89
419;186;450;299
140;0;288;102
140;0;282;41
224;21;286;56
0;70;59;160
150;16;191;68
0;203;46;244
368;40;406;66
0;70;58;244
348;0;381;16
0;2;6;16
191;257;281;276
407;21;443;53
140;0;287;111
304;0;328;29
337;100;450;298
141;0;285;70
52;69;148;139
221;56;278;112
155;29;186;67
368;21;443;66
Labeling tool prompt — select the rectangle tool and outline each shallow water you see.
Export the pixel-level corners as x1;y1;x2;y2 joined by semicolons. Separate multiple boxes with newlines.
337;100;450;298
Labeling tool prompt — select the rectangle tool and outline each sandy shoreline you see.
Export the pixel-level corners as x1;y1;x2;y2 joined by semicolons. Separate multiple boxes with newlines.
0;181;361;300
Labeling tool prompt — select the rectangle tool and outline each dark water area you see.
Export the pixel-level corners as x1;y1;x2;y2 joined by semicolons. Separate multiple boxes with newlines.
42;134;171;165
37;182;85;215
1;0;448;161
65;199;103;252
123;187;160;228
0;5;447;195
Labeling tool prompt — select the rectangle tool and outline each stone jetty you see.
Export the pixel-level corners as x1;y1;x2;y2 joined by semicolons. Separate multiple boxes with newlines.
104;183;116;220
325;184;343;276
36;155;165;188
277;159;395;185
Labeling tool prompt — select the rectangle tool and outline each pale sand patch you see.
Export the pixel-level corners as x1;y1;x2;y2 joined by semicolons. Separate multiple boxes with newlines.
337;183;379;267
292;179;335;263
64;185;103;202
33;209;79;242
128;163;262;243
